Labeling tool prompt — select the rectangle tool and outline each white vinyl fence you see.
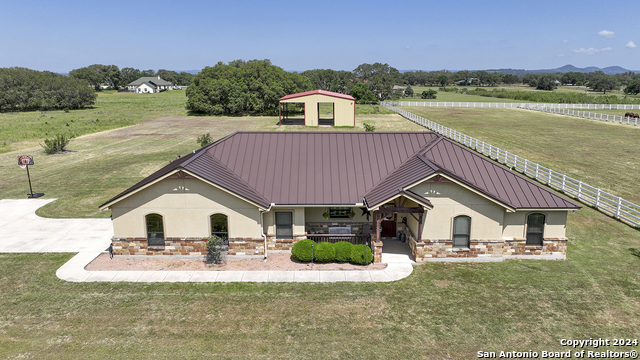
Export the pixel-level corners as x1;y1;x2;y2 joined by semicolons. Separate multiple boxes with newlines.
519;105;639;126
386;101;640;110
380;102;640;228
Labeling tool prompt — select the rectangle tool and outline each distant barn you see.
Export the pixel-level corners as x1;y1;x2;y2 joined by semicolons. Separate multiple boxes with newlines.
279;90;355;126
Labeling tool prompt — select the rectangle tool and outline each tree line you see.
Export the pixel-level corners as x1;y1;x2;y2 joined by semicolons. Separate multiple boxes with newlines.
0;67;97;112
69;64;195;90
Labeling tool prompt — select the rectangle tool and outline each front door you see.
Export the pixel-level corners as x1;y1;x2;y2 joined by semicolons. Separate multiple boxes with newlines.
380;213;396;237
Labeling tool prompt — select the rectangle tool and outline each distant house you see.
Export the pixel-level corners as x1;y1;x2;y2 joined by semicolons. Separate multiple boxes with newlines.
127;76;173;93
278;90;355;126
100;131;580;263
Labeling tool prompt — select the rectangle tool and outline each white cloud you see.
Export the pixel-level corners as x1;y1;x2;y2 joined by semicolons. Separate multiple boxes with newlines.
598;30;616;38
572;47;612;54
562;39;569;43
558;54;565;57
573;47;599;54
626;41;637;48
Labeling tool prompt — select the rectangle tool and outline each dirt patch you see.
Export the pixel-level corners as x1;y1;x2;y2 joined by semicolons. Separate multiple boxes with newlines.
85;253;387;271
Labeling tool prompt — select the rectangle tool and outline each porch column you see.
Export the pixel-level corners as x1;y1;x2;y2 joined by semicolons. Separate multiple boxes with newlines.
278;102;281;125
417;212;424;241
373;211;384;264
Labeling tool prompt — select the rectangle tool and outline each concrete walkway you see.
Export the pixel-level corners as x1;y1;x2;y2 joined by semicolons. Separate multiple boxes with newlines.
2;199;414;283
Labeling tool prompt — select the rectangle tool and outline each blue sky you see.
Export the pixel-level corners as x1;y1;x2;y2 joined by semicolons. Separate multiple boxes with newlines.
1;0;638;73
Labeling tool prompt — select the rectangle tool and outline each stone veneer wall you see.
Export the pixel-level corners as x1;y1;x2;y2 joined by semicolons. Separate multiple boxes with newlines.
265;235;307;251
410;238;567;262
112;237;207;256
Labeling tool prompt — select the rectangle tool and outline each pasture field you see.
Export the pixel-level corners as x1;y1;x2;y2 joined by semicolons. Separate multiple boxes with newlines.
0;90;394;155
398;106;640;205
1;205;639;359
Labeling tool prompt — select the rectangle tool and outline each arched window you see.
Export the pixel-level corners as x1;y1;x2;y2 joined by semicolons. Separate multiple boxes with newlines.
210;214;229;245
452;215;471;248
146;213;164;247
526;213;545;246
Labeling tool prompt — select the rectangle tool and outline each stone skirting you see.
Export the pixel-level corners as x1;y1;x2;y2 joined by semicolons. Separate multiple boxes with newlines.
265;234;306;251
410;238;568;263
111;237;208;256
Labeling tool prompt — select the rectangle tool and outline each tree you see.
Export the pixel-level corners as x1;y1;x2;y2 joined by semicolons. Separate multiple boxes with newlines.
120;67;141;87
302;69;354;94
156;69;177;84
69;64;120;90
421;89;437;99
536;74;557;91
404;85;414;97
0;67;96;112
186;59;312;115
624;79;640;95
352;63;401;101
589;76;617;94
350;83;377;104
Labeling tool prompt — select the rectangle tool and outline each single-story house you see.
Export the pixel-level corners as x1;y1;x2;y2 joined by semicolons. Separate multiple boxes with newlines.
100;131;580;263
127;76;173;93
279;90;355;126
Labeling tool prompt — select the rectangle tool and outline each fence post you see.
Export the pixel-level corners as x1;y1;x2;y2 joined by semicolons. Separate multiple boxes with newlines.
596;189;601;208
535;164;539;179
615;197;622;219
578;181;582;200
524;159;528;174
561;174;566;191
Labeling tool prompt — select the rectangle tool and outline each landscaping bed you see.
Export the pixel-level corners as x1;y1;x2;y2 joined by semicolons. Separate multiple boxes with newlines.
85;253;387;271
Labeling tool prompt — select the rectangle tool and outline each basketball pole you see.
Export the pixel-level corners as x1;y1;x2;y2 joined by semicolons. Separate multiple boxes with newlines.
26;164;34;197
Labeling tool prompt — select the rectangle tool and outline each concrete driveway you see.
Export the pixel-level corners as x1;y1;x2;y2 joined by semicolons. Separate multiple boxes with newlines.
0;199;112;253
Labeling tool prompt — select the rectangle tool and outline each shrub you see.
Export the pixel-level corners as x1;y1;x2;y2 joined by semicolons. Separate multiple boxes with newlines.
313;242;335;262
291;239;315;262
334;241;353;262
350;244;373;265
363;122;375;132
41;133;75;154
197;133;213;147
206;235;225;264
421;89;437;99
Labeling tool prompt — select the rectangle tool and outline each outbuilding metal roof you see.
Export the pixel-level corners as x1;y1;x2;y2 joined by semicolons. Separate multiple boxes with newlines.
101;131;580;211
279;90;355;101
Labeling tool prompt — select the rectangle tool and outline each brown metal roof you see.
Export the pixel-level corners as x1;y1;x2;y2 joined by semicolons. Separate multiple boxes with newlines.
101;131;580;211
280;89;355;101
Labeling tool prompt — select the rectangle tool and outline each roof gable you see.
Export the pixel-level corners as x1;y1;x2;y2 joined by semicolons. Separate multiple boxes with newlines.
127;77;173;86
280;89;355;101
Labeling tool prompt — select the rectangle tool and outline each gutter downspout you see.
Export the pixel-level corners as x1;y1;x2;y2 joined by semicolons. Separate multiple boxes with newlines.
260;203;274;261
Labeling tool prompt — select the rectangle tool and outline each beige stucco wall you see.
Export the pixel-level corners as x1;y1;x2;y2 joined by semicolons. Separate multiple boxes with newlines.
280;94;355;127
110;177;262;239
263;207;306;237
503;211;568;239
409;181;505;239
304;207;369;223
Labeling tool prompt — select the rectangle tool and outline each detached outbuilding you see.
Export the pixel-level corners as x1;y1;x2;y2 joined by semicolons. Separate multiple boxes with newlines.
279;90;355;126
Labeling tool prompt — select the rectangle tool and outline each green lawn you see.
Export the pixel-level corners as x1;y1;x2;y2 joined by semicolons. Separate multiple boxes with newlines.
399;106;640;205
0;205;639;359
